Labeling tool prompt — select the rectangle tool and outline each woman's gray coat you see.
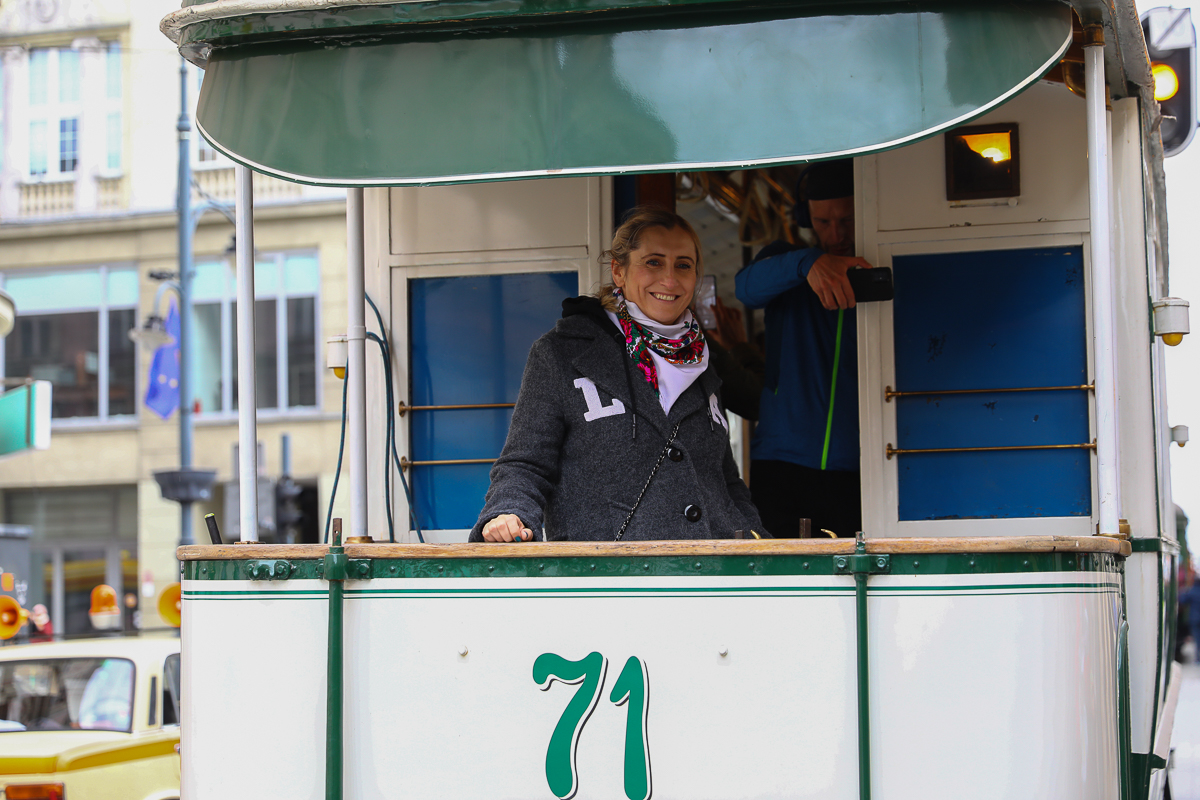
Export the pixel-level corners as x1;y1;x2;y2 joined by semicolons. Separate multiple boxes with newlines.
469;298;767;542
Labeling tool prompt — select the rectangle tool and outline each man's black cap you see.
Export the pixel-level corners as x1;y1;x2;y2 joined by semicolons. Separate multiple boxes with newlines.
805;159;854;201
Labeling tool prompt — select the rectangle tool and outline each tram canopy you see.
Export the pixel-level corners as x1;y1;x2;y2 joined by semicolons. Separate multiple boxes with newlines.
185;2;1072;186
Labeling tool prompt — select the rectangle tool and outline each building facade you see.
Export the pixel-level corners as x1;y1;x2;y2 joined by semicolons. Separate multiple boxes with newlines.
0;0;348;635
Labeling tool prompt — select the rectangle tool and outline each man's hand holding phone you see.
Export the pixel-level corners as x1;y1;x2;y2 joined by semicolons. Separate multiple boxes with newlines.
807;254;875;310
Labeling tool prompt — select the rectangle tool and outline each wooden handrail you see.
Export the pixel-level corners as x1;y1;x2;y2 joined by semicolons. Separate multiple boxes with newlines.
178;535;1131;561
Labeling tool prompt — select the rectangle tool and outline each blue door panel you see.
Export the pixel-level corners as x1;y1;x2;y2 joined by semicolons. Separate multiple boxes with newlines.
893;248;1087;390
895;391;1090;450
409;271;577;530
892;247;1090;521
896;449;1093;520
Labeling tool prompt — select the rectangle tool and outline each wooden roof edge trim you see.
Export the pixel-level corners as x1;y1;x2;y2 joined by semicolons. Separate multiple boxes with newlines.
177;536;1130;561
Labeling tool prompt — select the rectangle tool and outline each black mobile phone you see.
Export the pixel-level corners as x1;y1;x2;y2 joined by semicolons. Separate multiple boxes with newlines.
847;267;894;303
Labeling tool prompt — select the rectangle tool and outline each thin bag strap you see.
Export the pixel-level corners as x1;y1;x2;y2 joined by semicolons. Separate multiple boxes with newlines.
615;421;682;541
820;307;845;471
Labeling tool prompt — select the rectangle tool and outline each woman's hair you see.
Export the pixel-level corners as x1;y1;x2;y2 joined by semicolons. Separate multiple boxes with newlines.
596;206;704;312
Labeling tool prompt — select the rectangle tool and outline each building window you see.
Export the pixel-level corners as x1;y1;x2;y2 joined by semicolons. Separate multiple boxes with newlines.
0;266;137;421
27;47;83;180
59;118;78;172
105;42;122;172
192;252;320;414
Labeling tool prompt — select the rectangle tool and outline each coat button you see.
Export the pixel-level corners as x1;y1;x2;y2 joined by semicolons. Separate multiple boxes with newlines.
667;446;683;462
684;504;702;522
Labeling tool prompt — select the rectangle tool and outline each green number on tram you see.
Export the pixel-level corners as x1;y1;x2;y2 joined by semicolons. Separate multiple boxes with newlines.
610;656;652;800
532;651;608;800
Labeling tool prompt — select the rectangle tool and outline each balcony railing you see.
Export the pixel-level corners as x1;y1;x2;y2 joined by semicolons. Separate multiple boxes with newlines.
19;179;75;217
97;176;126;211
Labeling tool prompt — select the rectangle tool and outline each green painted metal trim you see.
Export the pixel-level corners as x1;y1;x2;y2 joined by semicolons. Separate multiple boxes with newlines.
193;3;1072;186
184;552;1121;581
324;539;347;800
1118;617;1133;800
856;569;871;800
1129;537;1182;554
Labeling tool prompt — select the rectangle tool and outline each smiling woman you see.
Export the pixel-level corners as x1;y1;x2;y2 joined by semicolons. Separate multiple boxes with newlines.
470;207;766;543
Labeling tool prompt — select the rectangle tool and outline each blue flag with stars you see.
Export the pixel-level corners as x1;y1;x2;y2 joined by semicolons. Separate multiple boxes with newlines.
144;300;180;420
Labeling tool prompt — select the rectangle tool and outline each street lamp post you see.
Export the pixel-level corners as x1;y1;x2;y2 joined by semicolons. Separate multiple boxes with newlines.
134;60;224;553
176;58;197;548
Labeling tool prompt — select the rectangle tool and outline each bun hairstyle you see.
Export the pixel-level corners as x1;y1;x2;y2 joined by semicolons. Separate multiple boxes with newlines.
792;159;855;229
597;206;705;312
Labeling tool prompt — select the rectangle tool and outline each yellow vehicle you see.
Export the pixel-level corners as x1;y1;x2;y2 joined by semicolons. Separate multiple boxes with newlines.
0;637;180;800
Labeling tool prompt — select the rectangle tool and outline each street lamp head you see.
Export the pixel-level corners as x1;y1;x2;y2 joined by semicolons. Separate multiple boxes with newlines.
0;290;14;339
129;314;176;349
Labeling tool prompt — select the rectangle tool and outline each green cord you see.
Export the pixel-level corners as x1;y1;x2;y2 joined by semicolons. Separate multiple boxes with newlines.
820;308;845;471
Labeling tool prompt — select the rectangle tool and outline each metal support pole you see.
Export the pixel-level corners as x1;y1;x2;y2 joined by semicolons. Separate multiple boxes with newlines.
346;189;368;540
324;518;346;800
1084;27;1121;535
235;165;259;541
855;561;872;800
177;58;196;547
836;534;889;800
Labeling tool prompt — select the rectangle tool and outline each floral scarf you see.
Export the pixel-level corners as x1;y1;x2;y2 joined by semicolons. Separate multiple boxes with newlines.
613;288;707;396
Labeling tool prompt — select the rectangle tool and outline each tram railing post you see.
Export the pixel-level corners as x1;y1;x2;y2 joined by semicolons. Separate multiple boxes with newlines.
835;532;890;800
325;519;347;800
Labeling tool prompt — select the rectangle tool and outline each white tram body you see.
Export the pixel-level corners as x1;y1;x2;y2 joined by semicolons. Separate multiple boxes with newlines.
161;0;1187;797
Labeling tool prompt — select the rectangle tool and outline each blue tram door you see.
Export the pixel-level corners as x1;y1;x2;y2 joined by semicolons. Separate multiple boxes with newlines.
889;246;1092;527
385;177;610;540
407;272;579;536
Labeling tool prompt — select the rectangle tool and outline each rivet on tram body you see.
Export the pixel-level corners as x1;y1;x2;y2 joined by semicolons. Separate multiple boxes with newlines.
389;565;397;574
539;564;545;571
969;560;976;568
877;558;887;569
438;565;444;573
488;565;494;573
644;563;650;570
913;561;920;568
718;647;729;658
458;646;468;657
695;562;702;570
748;562;755;569
803;562;809;570
591;564;596;571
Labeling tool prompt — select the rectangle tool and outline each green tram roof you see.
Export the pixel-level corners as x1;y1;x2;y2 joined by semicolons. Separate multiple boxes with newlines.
160;1;1164;200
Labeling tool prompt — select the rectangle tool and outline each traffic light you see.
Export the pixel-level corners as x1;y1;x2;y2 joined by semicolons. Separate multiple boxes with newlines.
1143;7;1197;157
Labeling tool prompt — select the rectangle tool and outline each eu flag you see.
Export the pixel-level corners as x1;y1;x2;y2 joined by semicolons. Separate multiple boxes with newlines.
145;301;180;420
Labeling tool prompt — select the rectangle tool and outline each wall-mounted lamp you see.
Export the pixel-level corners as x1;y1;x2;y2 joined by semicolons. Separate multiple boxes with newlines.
1152;297;1190;346
945;123;1020;201
327;335;348;380
1171;425;1189;447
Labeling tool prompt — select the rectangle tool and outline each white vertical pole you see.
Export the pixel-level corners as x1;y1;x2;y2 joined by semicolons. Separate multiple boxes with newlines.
1085;28;1120;535
235;165;260;541
346;188;369;540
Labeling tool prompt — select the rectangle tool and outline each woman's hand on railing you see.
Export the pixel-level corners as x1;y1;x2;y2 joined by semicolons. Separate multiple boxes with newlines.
482;514;533;542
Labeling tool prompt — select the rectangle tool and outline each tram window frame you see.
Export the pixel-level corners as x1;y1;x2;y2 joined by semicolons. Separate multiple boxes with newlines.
944;123;1021;201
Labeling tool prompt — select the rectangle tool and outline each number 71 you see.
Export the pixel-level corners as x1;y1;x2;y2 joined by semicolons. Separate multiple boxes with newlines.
533;652;651;800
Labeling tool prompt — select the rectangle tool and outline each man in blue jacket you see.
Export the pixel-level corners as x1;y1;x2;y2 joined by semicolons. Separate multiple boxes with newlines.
735;160;873;538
